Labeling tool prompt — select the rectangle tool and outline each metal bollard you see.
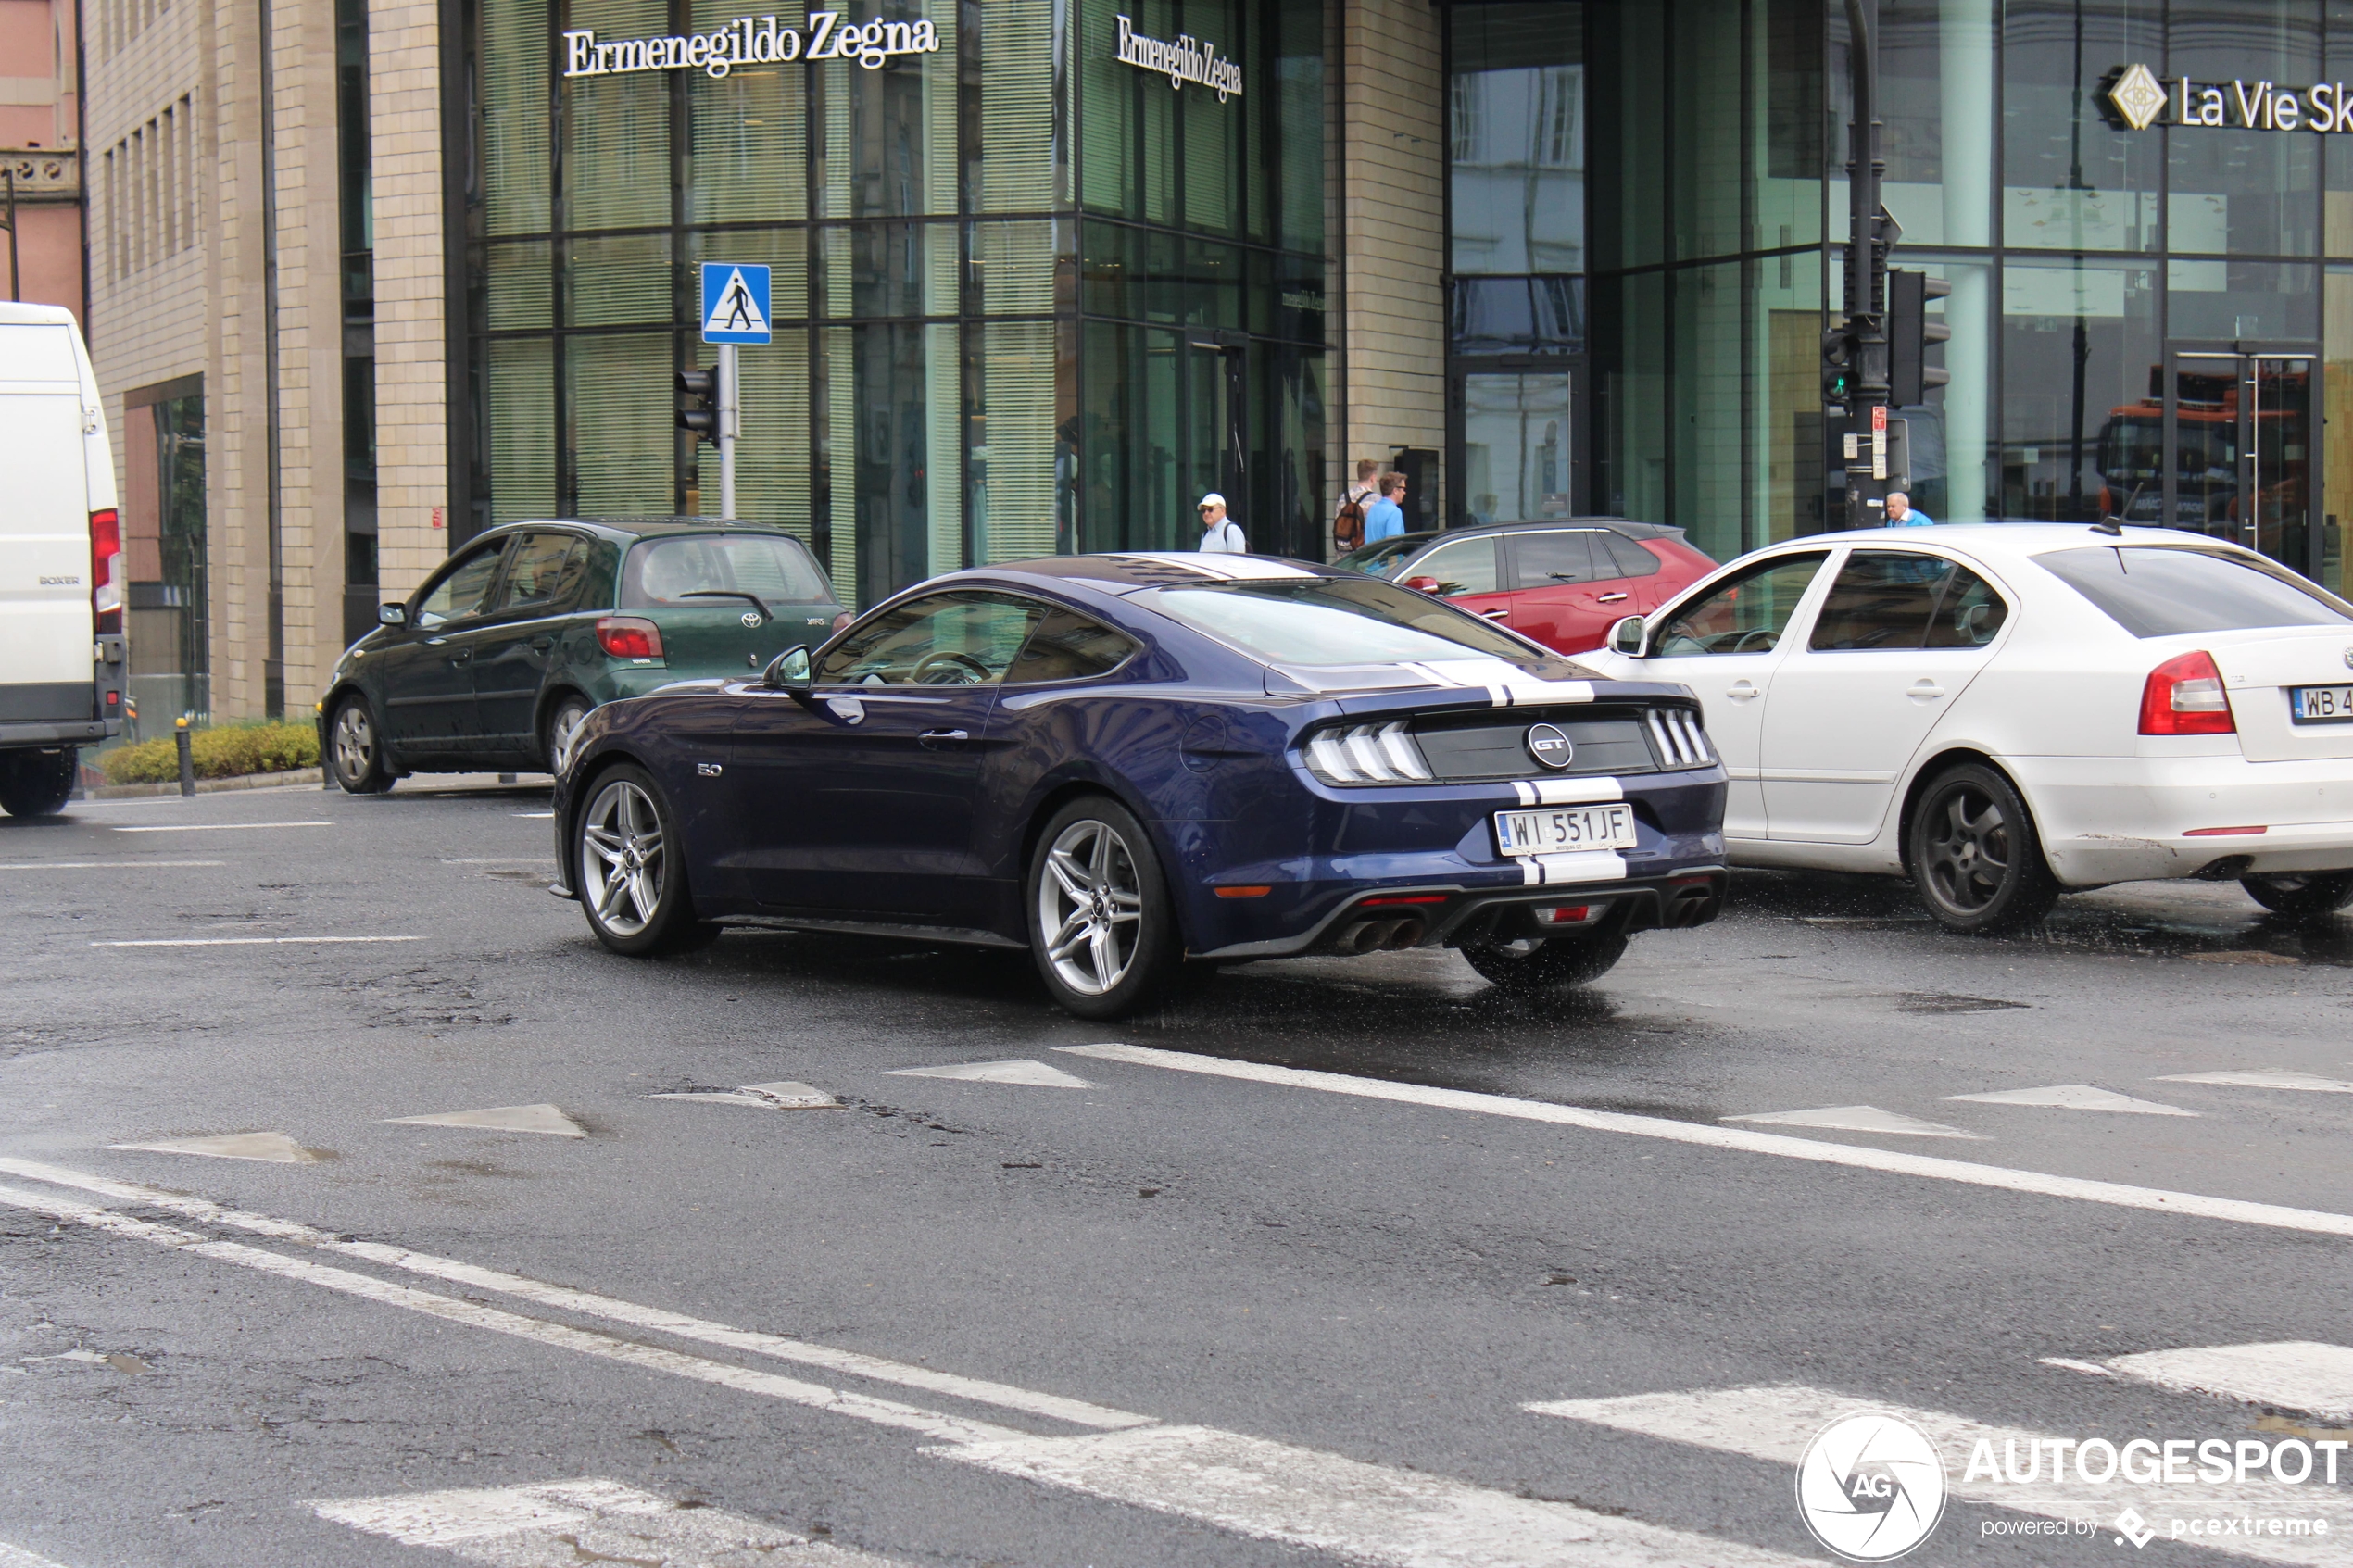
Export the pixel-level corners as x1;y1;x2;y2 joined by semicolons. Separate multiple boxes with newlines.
175;716;195;797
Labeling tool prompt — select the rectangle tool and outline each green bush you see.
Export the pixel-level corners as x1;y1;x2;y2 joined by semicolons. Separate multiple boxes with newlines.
103;721;321;785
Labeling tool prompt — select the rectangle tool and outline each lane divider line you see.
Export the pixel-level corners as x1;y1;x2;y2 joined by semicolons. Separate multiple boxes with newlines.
111;822;333;833
0;1180;1026;1448
90;936;427;948
0;860;225;872
1056;1044;2353;1239
0;1157;1151;1434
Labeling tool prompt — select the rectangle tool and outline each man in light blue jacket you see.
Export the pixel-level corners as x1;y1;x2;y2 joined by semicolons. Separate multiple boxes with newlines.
1364;472;1408;543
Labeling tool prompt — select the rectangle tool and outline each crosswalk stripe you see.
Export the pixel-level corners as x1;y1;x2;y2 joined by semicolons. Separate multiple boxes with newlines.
0;1541;78;1568
1059;1044;2353;1238
2101;1343;2353;1424
933;1424;1822;1567
1529;1385;2352;1566
0;1162;1818;1568
313;1477;901;1566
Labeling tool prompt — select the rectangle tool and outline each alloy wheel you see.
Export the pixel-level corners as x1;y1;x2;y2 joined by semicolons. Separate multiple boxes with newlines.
548;701;589;775
1036;819;1145;997
580;778;666;938
333;704;376;783
1921;784;2011;913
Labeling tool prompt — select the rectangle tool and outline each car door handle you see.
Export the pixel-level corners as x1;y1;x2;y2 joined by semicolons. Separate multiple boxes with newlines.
1479;608;1510;620
1726;679;1760;702
530;637;553;652
919;728;969;747
1908;679;1945;700
1597;592;1629;604
449;649;472;665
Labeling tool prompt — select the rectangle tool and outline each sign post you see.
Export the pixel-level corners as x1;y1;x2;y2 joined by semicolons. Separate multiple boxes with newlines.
698;261;772;521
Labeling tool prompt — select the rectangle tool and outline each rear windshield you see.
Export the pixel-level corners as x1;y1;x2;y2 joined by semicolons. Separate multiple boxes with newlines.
2033;545;2353;638
1136;576;1584;673
621;533;836;609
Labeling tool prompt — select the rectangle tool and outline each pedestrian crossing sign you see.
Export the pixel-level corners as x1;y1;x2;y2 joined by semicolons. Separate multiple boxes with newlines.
699;262;772;345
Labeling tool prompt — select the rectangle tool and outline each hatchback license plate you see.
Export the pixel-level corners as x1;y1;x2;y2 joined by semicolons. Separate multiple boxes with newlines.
1493;804;1637;858
2289;684;2353;724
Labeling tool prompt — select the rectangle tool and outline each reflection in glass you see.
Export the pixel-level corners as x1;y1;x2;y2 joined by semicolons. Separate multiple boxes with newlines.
1463;374;1571;525
1449;3;1583;275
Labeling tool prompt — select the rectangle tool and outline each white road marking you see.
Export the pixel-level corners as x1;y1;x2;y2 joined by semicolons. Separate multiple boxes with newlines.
110;821;333;833
654;1081;840;1110
1945;1084;2196;1116
0;1541;78;1568
1721;1105;1987;1139
0;860;225;871
387;1104;586;1137
313;1477;900;1566
0;1157;1154;1432
0;1181;1027;1447
0;1162;1822;1567
512;811;555;819
2102;1343;2353;1423
109;1132;317;1164
2158;1070;2353;1095
92;935;425;947
1057;1044;2353;1238
2036;1357;2117;1378
440;857;555;865
935;1423;1818;1568
886;1059;1093;1088
1529;1385;2351;1566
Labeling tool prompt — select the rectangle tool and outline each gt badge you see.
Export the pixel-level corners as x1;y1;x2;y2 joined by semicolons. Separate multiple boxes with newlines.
1525;722;1575;770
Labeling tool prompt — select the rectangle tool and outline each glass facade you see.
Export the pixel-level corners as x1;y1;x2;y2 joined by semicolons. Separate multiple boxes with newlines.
463;0;1323;606
1538;0;2353;594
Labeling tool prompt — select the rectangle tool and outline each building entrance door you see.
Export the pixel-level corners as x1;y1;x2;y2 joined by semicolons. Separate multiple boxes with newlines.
2156;348;2321;577
1188;332;1248;543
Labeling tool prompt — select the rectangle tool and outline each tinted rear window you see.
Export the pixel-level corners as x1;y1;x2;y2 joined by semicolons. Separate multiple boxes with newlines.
2033;546;2353;637
621;533;836;608
1137;576;1583;673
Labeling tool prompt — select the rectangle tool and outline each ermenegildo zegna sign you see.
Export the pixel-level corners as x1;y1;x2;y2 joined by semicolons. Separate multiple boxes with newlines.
1114;14;1243;101
2107;60;2353;133
562;12;939;80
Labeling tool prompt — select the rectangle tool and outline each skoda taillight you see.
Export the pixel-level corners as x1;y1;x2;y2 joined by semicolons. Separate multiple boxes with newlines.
595;617;664;660
2138;649;2234;735
89;508;122;634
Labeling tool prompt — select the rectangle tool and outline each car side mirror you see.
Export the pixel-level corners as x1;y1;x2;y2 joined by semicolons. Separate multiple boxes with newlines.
378;602;407;628
1403;575;1441;595
763;645;812;690
1606;615;1647;657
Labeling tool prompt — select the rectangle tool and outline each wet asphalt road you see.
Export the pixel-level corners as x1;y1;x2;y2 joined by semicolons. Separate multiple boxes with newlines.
3;777;2351;1567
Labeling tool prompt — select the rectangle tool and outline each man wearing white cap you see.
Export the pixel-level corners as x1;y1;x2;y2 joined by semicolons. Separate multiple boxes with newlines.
1196;493;1247;554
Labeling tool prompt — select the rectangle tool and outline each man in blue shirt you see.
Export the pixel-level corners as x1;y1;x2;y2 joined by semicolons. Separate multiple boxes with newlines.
1885;490;1933;527
1364;471;1408;543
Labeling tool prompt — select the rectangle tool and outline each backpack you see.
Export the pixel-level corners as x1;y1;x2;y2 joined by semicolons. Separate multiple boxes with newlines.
1334;489;1367;551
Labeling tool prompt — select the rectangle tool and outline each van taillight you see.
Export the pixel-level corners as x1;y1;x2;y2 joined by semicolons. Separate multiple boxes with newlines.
2139;649;2234;735
595;617;664;660
90;508;121;633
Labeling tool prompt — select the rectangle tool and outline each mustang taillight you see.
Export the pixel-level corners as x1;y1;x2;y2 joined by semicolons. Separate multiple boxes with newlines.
596;616;665;660
89;508;122;634
1645;707;1711;766
2139;650;2234;735
1303;720;1431;784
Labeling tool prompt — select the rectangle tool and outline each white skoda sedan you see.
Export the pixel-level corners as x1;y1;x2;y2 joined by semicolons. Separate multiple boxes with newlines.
1579;524;2353;931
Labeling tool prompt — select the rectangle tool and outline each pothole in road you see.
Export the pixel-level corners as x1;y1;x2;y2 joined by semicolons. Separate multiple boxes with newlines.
1893;993;2032;1014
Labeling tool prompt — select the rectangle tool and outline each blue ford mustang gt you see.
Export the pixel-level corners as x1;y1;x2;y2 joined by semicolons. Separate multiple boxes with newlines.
549;553;1729;1018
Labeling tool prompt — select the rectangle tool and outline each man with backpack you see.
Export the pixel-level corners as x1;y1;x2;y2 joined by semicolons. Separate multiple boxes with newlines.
1333;458;1378;554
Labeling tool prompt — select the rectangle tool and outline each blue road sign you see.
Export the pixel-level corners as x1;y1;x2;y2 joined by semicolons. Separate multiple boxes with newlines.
700;262;772;345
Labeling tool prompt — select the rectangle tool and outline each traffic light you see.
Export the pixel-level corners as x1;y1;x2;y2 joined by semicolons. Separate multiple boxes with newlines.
676;365;721;445
1888;270;1952;407
1822;320;1859;409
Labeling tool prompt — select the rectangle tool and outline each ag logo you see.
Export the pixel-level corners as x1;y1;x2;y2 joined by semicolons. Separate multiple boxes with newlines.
1794;1411;1947;1561
741;610;763;629
1525;722;1576;770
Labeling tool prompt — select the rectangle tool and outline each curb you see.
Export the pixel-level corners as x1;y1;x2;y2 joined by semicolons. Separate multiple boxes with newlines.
85;768;325;800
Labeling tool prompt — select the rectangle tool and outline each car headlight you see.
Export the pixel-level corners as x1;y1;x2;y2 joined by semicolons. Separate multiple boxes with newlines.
1302;720;1432;784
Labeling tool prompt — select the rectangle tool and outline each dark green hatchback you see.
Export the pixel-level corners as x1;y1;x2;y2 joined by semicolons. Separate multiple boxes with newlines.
318;518;847;791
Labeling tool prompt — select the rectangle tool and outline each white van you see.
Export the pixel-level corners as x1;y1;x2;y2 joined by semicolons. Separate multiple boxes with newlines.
0;303;124;816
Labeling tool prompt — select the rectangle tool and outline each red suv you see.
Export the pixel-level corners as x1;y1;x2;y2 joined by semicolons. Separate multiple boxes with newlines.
1336;520;1718;656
